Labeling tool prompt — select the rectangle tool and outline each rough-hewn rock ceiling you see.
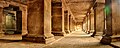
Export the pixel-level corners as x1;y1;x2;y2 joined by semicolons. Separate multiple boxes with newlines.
65;0;93;22
65;0;105;22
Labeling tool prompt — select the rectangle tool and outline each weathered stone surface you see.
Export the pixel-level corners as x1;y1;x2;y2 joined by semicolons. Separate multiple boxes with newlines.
64;10;70;33
27;0;44;35
90;10;94;32
0;7;4;37
96;4;104;33
52;1;66;36
83;16;88;32
0;1;27;37
112;0;120;35
26;0;55;44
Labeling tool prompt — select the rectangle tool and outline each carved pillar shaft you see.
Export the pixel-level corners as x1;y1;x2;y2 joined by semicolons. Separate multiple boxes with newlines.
64;10;70;33
100;0;112;45
25;0;55;44
51;1;65;36
0;7;4;37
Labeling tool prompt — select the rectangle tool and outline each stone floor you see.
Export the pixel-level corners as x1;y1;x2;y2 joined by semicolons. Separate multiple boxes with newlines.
43;31;112;48
0;31;113;48
111;41;120;48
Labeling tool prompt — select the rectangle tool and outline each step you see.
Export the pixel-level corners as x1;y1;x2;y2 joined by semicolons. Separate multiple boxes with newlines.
0;34;22;40
111;35;120;42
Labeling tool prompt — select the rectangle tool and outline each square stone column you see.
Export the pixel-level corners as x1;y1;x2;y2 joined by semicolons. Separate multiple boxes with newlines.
69;15;75;32
100;0;112;45
0;8;4;37
90;9;95;33
69;15;73;32
25;0;55;44
87;13;91;34
83;16;88;33
91;3;97;37
51;1;66;36
64;10;70;33
72;20;75;31
73;20;77;31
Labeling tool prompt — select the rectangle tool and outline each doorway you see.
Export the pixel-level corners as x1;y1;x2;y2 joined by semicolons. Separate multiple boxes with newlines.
3;5;22;35
0;5;22;40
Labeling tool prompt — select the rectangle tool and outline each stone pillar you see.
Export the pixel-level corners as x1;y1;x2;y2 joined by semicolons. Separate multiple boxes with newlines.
73;20;75;31
82;19;85;32
20;6;28;36
74;21;77;31
91;3;97;37
69;15;73;32
87;13;91;34
100;0;112;45
90;9;94;33
0;8;4;37
87;14;89;34
25;0;55;44
69;15;71;32
64;10;70;33
52;1;65;36
82;22;84;31
72;19;75;31
84;15;88;33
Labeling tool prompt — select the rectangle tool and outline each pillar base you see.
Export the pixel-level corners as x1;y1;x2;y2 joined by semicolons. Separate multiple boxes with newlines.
69;30;73;32
23;34;55;44
52;31;66;36
0;32;5;37
22;30;28;36
86;31;90;34
100;36;112;45
65;30;70;34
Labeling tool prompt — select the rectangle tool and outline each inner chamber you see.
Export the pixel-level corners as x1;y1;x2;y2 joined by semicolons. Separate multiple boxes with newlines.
3;5;22;35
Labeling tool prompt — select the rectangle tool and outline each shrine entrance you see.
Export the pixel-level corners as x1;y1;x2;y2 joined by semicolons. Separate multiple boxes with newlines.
3;5;22;35
0;5;23;40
